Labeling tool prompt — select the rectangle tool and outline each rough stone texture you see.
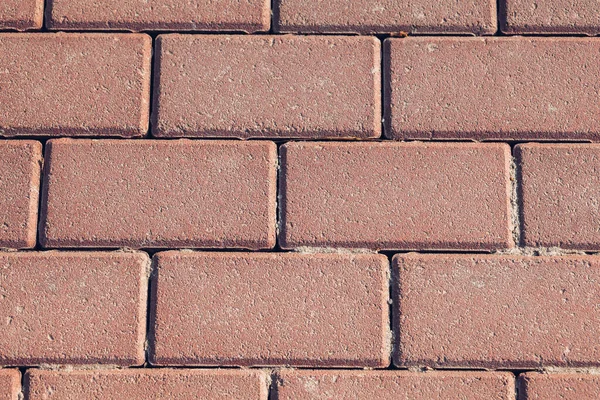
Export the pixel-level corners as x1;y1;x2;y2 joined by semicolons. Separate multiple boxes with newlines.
153;35;381;139
0;0;43;30
47;0;270;32
385;37;600;140
275;0;496;34
502;0;600;34
0;370;20;400
26;369;268;399
394;254;600;369
280;142;512;250
0;33;152;137
0;141;42;249
150;252;390;367
0;252;149;366
519;372;600;400
275;370;515;400
40;139;277;249
516;144;600;250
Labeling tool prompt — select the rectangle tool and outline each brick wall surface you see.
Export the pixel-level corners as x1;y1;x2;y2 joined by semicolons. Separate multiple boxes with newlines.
0;1;598;399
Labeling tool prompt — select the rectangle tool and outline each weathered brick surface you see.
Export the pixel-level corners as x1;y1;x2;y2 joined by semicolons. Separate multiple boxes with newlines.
40;139;277;249
0;33;151;137
280;142;512;250
0;0;43;30
0;141;42;249
0;252;149;366
275;370;515;399
0;370;20;400
517;144;600;250
275;0;496;34
26;369;268;399
150;252;390;367
385;37;600;140
47;0;270;32
502;0;600;34
153;35;381;139
519;372;600;400
394;254;600;368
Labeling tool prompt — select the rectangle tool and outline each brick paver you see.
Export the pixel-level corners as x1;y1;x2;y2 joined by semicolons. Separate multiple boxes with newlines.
150;252;390;367
394;254;600;368
153;35;381;139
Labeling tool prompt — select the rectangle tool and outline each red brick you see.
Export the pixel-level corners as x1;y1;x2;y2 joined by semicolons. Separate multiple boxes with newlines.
275;370;515;400
280;142;512;251
0;33;151;137
502;0;600;34
150;252;390;367
153;35;381;139
519;372;600;400
385;37;600;140
516;144;600;250
0;370;20;400
394;254;600;368
40;139;277;249
47;0;270;32
275;0;496;34
26;369;268;399
0;141;42;249
0;0;43;30
0;251;149;366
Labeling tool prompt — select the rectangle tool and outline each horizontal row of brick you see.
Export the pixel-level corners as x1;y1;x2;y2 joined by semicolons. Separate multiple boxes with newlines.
1;252;599;368
3;140;600;251
3;0;600;35
3;369;600;399
2;34;600;140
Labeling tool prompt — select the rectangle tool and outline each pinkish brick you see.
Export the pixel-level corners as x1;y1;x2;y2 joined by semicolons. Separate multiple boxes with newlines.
0;370;20;400
150;252;390;367
26;369;268;399
519;372;600;400
40;139;277;249
0;0;43;30
0;33;151;137
280;142;512;250
276;0;496;34
275;370;515;400
517;144;600;250
153;35;381;139
47;0;270;32
0;252;149;366
0;141;42;249
385;37;600;140
394;254;600;369
502;0;600;34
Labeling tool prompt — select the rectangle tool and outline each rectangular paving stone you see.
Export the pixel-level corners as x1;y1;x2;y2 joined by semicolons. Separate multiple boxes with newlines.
394;254;600;369
0;33;151;137
516;144;600;250
275;370;515;400
519;372;600;400
40;139;277;249
276;0;497;34
0;251;149;366
502;0;600;34
150;252;390;367
26;369;268;399
153;35;381;139
47;0;270;32
280;142;512;250
385;37;600;140
0;370;20;400
0;0;43;30
0;141;42;249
